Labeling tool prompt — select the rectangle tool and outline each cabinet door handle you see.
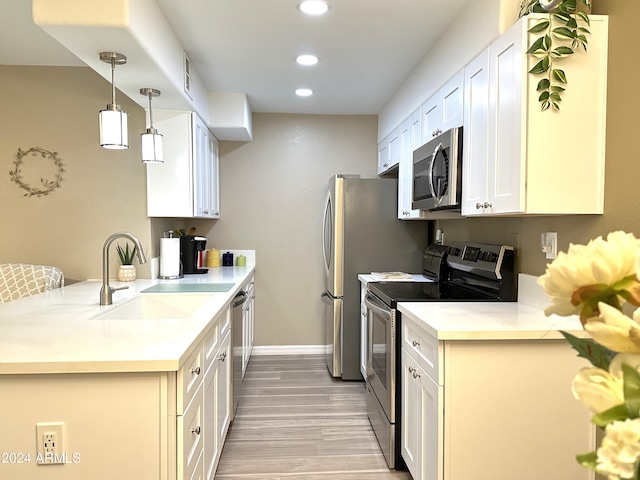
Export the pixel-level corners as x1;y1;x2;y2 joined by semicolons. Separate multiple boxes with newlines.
191;366;201;375
412;340;420;347
476;202;493;210
218;352;226;362
408;366;415;374
432;128;442;137
412;370;421;379
191;426;201;435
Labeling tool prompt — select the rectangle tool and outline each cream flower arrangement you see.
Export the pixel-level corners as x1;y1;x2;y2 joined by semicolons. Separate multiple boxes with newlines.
538;231;640;480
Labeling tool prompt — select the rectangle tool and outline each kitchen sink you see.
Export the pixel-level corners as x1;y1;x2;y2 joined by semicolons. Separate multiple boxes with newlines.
91;294;211;321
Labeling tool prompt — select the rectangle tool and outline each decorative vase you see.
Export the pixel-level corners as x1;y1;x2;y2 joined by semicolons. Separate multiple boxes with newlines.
117;265;137;282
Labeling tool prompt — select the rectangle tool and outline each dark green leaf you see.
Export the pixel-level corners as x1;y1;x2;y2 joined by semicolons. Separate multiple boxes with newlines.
529;58;549;74
528;20;550;33
541;100;551;111
567;17;578;29
554;46;575;56
537;78;550;91
577;11;591;26
550;92;562;102
553;26;577;39
543;34;552;50
560;331;615;370
553;69;568;83
539;91;550;102
578;27;591;35
550;85;566;92
576;451;598;471
553;13;572;23
527;36;547;54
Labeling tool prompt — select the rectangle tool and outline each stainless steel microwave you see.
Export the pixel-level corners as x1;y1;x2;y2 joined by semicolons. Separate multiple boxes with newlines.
412;126;463;211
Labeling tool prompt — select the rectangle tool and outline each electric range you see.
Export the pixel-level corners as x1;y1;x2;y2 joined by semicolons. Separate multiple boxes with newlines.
365;240;516;469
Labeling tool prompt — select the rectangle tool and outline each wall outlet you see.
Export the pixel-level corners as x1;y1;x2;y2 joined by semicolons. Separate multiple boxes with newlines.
36;422;64;465
541;232;558;260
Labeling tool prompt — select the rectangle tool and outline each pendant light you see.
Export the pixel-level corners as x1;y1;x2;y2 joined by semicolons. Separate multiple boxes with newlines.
139;88;163;163
99;52;129;149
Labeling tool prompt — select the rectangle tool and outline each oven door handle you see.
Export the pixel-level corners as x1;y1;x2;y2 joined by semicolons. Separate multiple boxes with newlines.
365;293;392;321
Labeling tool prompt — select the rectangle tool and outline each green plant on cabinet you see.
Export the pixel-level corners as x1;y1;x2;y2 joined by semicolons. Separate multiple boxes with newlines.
519;0;592;111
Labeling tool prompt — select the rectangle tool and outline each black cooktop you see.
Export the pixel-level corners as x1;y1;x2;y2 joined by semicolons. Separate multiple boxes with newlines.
368;280;497;307
368;241;517;307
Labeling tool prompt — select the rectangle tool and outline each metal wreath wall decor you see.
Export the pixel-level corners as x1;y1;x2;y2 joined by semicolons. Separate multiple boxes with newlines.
9;147;66;197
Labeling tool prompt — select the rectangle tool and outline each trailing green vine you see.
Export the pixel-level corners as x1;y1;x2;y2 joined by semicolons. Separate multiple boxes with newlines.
519;0;592;111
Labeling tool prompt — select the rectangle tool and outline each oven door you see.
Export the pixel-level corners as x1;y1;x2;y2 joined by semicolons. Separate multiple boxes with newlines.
365;291;395;423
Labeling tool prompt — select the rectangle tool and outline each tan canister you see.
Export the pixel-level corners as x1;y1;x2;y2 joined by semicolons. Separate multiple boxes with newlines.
206;248;220;267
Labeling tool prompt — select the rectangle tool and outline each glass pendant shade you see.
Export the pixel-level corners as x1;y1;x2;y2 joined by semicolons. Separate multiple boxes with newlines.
141;129;163;163
99;106;129;149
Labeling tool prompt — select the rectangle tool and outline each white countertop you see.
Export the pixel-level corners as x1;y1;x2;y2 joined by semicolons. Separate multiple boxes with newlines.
397;301;586;341
0;266;255;375
396;274;587;341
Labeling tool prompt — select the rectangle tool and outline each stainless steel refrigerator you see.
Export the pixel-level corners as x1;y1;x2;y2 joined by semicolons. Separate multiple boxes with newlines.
321;174;428;380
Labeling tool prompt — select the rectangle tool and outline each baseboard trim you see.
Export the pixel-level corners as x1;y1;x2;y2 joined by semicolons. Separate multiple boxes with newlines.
251;345;327;356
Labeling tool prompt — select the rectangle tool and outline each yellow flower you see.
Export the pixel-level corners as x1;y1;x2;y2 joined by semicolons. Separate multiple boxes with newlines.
572;366;624;414
537;231;640;322
585;303;640;354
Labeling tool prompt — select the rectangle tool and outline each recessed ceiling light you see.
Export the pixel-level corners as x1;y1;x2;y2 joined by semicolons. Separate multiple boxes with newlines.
295;88;314;97
296;54;319;66
298;1;330;15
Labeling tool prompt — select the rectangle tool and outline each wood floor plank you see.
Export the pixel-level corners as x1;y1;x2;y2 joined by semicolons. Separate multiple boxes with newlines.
214;354;411;479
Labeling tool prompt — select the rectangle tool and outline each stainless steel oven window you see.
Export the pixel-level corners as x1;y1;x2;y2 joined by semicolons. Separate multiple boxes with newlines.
371;312;388;389
365;292;395;422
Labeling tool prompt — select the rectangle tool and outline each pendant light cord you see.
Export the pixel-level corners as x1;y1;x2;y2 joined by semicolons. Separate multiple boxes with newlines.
110;57;117;106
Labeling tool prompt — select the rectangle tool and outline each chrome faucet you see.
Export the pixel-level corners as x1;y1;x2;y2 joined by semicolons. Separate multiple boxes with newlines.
100;232;148;306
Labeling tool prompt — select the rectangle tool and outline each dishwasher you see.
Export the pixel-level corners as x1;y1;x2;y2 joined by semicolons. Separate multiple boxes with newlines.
231;290;247;420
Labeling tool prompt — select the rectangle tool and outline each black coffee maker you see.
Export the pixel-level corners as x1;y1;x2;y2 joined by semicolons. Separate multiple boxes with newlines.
180;235;209;274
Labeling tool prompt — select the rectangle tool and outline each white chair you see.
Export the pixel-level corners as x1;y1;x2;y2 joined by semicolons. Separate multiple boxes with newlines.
0;263;65;304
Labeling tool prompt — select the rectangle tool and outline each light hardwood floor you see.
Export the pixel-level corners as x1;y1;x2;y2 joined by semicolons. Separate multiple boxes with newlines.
214;354;412;480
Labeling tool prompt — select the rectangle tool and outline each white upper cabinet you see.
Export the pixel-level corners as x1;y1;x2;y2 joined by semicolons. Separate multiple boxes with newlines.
147;110;220;218
462;14;608;216
420;71;464;143
398;110;428;219
377;126;401;175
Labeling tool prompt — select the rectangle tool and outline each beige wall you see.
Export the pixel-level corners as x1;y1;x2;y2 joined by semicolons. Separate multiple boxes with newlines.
438;0;640;276
0;66;153;281
194;113;390;346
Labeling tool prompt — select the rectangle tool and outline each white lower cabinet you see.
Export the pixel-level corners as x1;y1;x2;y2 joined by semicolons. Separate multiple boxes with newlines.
400;314;595;480
401;349;441;480
178;305;232;480
203;328;231;480
0;304;234;480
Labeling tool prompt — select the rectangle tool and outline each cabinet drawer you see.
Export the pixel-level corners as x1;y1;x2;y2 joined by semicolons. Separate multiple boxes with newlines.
203;322;219;374
402;317;441;385
178;345;204;414
178;382;204;480
219;306;231;339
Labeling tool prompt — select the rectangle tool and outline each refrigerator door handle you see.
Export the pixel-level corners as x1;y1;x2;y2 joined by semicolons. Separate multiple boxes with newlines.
321;190;331;275
320;291;334;304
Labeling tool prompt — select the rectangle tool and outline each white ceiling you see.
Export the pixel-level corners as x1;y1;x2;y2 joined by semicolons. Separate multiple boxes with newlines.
0;0;474;115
